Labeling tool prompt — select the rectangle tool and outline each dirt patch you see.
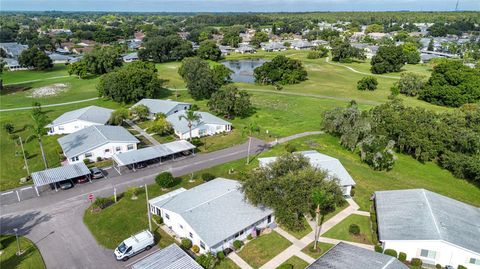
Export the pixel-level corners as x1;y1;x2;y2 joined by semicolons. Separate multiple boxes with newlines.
27;83;69;98
1;85;32;95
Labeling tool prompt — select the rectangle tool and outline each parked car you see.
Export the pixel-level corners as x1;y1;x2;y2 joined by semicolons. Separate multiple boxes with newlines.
90;167;104;179
135;162;147;169
75;177;89;184
57;180;74;190
114;230;154;261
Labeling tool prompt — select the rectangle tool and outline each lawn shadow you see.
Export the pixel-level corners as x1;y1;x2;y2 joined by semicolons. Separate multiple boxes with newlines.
0;211;52;236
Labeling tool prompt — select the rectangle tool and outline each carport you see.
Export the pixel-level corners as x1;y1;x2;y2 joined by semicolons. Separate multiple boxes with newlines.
111;140;196;174
32;163;92;194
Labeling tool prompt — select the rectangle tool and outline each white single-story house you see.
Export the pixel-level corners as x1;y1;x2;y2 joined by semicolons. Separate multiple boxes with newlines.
132;99;191;119
258;150;356;196
48;53;76;64
46;106;114;135
122;52;139;62
235;44;256;54
1;58;28;71
131;244;202;269
149;178;274;254
0;42;28;58
307;242;408;269
58;125;139;164
166;110;232;140
260;42;287;52
351;43;379;59
290;40;313;50
375;189;480;269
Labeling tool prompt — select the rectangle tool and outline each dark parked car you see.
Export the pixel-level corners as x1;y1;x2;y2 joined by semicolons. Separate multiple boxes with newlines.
90;167;104;179
75;177;89;184
57;180;74;190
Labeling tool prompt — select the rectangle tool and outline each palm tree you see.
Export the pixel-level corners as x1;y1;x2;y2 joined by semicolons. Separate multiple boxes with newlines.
178;108;202;142
311;188;336;250
28;103;49;169
243;122;259;164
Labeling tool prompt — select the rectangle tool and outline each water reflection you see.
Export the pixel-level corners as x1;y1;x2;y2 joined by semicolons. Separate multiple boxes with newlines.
221;59;267;83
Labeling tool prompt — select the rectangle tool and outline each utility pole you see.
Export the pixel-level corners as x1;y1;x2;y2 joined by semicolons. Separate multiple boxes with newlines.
13;228;21;255
145;184;152;232
19;137;30;176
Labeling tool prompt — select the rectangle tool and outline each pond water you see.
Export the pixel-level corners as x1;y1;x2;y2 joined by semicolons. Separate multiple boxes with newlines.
221;59;266;83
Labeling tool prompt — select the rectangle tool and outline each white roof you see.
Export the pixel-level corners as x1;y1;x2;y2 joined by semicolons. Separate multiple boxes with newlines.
46;106;113;127
166;110;231;134
258;150;356;187
132;99;191;116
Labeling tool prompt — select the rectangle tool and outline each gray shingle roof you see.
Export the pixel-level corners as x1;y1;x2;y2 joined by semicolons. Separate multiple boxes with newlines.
132;99;191;115
0;42;28;58
307;242;408;269
58;125;139;158
46;106;113;127
131;244;202;269
154;178;273;247
375;189;480;254
258;150;356;187
112;140;195;166
166;111;231;134
32;163;91;187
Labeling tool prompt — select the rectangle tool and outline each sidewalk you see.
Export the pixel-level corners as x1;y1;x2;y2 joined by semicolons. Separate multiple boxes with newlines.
229;252;253;269
125;119;160;145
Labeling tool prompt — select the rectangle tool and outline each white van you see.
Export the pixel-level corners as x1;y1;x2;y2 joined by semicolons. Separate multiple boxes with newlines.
114;230;154;261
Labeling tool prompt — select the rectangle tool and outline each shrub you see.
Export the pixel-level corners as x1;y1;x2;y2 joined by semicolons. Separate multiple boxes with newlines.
152;214;163;224
233;240;243;250
93;197;114;209
191;245;200;253
2;122;14;134
348;224;360;235
411;258;422;267
216;251;225;260
96;157;102;162
284;143;297;153
436;264;442;269
246;234;253;240
349;188;356;197
181;238;192;249
126;187;140;199
384;249;397;258
196;253;217;269
83;158;92;164
398;252;407;262
357;76;378;91
201;173;216;182
277;264;294;269
155;172;175;188
457;266;467;269
374;245;383;253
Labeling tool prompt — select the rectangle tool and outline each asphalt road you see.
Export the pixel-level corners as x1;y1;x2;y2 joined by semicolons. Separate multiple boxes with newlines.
0;138;267;269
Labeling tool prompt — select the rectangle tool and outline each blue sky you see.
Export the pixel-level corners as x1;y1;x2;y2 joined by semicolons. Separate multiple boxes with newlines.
2;0;479;12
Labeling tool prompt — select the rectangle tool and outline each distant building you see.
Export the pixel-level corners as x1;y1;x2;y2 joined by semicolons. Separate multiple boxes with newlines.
167;110;232;140
352;43;379;59
122;52;139;62
2;58;28;71
258;150;356;196
47;105;114;135
307;242;408;269
260;41;287;52
290;40;313;50
132;99;191;119
48;53;76;64
58;125;139;164
218;45;234;56
0;42;28;58
375;189;480;269
367;32;388;40
149;178;274;254
235;44;256;54
134;32;145;42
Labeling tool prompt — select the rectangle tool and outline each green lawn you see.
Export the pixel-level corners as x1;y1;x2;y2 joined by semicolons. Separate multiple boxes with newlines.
301;241;334;259
2;64;69;84
278;255;309;269
280;217;312;240
0;234;46;269
238;231;292;268
323;214;373;245
216;258;241;269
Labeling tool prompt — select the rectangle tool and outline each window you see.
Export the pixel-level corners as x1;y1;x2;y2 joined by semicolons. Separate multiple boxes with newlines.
470;258;480;265
267;215;272;223
189;232;193;238
115;146;121;152
104;149;110;153
420;249;436;259
71;156;79;162
165;213;170;219
200;241;205;249
85;152;92;158
127;144;134;150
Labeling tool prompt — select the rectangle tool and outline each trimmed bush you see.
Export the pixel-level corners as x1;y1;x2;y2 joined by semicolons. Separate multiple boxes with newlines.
181;238;192;249
457;266;467;269
384;249;397;258
201;173;216;182
217;251;225;260
96;157;102;162
398;252;407;262
196;253;217;269
436;264;442;269
155;172;175;188
277;264;294;269
93;197;114;209
83;158;92;164
357;76;378;91
374;245;383;253
348;224;360;235
411;258;422;267
246;234;253;240
152;214;163;225
192;245;200;253
233;240;243;250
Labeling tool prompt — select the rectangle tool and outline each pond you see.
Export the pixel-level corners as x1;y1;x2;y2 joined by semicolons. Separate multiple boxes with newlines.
221;59;266;83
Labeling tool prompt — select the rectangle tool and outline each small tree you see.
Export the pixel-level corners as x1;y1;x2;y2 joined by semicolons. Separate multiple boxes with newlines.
181;238;192;249
196;253;217;269
398;72;426;97
371;45;406;74
178;108;202;142
131;105;150;121
197;40;222;61
108;108;130;125
155;172;175;188
216;251;225;260
208;85;252;119
357;76;378;91
147;117;173;136
348;224;360;235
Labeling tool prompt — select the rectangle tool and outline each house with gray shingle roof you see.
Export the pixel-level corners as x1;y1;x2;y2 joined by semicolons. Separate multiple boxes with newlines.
131;244;202;269
375;189;480;269
132;99;191;119
166;110;232;140
58;125;139;164
307;242;408;269
148;178;274;254
258;150;356;196
46;106;114;135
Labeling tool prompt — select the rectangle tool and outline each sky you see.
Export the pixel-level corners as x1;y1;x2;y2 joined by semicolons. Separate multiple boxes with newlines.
1;0;479;12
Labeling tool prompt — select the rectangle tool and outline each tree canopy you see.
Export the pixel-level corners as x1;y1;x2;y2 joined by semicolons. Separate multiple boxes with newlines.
18;46;53;70
208;85;252;119
82;46;123;75
197;40;222;61
254;55;307;85
330;39;365;63
139;34;194;63
401;42;420;64
370;45;406;74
